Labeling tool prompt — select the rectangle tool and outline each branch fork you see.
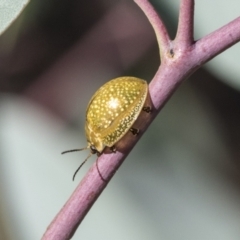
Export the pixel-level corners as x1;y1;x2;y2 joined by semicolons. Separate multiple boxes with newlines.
42;1;240;239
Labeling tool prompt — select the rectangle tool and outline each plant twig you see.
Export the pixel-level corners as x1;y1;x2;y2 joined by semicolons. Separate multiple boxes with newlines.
42;1;240;239
134;0;171;60
176;0;194;47
194;16;240;65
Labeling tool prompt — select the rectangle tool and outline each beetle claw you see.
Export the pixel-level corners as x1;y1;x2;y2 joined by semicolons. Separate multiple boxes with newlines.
110;146;117;153
142;106;151;113
130;128;139;135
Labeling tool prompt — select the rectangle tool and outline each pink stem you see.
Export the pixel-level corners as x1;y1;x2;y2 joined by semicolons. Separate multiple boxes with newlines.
194;16;240;65
175;0;194;47
42;1;240;239
134;0;171;60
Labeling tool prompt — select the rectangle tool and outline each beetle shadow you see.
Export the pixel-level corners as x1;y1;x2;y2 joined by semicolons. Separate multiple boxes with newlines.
110;89;155;153
95;90;155;181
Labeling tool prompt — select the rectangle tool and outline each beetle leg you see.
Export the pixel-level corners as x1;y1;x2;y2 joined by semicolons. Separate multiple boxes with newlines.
110;146;117;153
142;106;151;113
130;128;139;135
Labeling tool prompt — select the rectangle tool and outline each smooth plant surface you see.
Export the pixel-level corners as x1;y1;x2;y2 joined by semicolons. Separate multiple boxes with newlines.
42;0;240;239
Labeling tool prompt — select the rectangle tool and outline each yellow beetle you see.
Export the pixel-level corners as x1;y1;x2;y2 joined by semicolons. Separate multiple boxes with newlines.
62;76;151;180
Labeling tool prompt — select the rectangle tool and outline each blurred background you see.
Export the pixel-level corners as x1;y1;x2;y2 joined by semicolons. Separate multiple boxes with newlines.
0;0;240;239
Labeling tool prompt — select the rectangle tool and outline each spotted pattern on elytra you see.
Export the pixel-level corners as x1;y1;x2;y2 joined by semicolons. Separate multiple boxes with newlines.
85;77;148;152
62;76;149;180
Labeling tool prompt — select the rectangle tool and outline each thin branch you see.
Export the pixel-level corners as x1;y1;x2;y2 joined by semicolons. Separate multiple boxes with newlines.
134;0;171;60
42;1;240;239
42;139;146;240
175;0;195;47
42;157;114;240
193;16;240;66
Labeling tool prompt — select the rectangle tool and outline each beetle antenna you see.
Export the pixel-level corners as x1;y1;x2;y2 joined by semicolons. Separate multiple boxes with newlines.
61;147;88;154
72;153;92;181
